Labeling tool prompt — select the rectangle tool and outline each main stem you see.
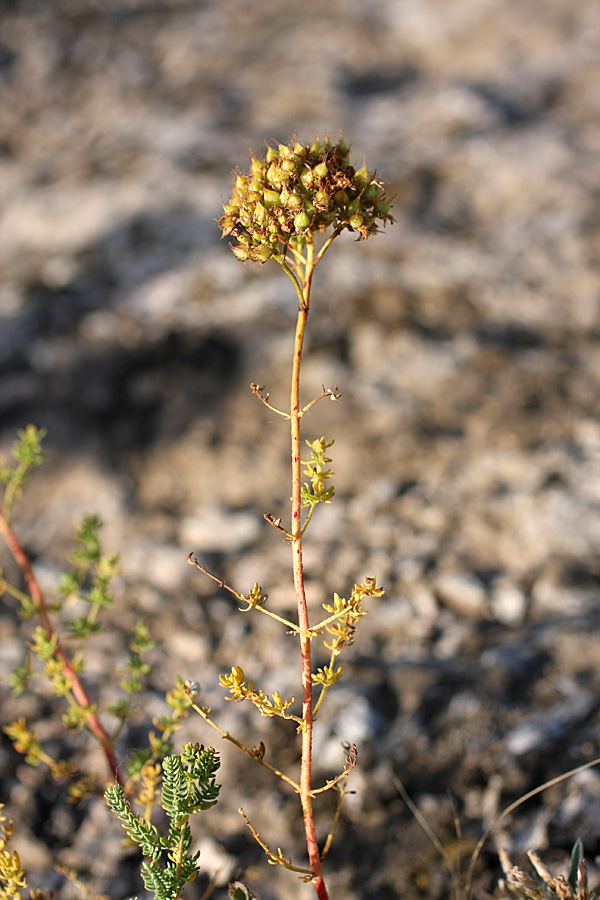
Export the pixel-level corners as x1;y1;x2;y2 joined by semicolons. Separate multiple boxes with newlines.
288;245;329;900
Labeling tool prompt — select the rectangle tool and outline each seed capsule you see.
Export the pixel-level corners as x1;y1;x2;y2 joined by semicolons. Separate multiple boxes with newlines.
294;211;310;230
263;188;282;207
286;193;303;210
254;245;273;262
300;166;314;188
314;190;330;209
354;165;371;187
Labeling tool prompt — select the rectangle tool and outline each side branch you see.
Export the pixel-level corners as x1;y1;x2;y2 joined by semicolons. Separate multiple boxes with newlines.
238;808;314;878
0;511;122;786
183;691;300;793
250;383;289;418
187;554;299;632
300;386;342;417
310;743;357;796
263;513;293;539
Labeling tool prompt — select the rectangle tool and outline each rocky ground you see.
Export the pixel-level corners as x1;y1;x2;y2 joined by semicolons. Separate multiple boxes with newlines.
1;1;600;899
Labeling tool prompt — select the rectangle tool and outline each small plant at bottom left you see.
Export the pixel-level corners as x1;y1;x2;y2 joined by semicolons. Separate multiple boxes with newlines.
0;426;222;900
104;744;221;900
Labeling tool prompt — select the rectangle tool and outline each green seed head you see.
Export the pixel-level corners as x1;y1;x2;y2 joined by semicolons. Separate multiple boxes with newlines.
218;135;394;262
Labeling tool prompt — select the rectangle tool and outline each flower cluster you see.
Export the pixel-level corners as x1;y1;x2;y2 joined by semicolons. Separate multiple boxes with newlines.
219;136;394;263
219;666;302;725
322;576;385;655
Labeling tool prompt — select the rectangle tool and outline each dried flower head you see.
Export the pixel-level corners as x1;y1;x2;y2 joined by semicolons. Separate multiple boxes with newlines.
219;136;394;263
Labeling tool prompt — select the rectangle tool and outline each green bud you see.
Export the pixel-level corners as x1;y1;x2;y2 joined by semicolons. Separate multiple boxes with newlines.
266;146;278;163
254;201;268;225
263;188;282;207
314;190;330;209
314;162;328;179
267;164;285;186
300;166;314;188
310;138;322;156
253;245;273;262
219;215;237;234
375;200;391;215
349;213;364;229
348;198;362;214
286;192;303;210
294;211;310;231
334;190;349;207
281;159;296;175
354;165;371;187
250;157;264;178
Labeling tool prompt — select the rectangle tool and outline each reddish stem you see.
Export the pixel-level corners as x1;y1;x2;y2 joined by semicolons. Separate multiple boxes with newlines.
289;251;329;900
0;511;123;786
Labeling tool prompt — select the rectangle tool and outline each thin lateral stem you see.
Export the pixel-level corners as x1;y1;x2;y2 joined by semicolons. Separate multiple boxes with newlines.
300;386;341;417
310;743;357;795
187;555;299;632
250;383;289;419
300;504;316;536
185;697;301;793
279;258;306;307
0;575;31;606
310;605;358;634
0;511;123;786
313;229;341;266
264;512;293;539
320;776;349;862
238;808;313;876
312;681;333;719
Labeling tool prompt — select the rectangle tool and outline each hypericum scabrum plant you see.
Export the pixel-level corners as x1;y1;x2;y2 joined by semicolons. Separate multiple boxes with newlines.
183;136;393;900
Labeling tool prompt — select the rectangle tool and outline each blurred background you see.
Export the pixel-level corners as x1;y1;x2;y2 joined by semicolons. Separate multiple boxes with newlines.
1;1;600;898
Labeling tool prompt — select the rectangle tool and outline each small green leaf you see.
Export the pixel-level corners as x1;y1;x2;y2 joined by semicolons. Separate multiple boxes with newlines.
568;838;584;892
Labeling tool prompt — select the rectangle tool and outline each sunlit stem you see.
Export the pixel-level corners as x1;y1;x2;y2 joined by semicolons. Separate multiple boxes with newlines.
287;233;330;900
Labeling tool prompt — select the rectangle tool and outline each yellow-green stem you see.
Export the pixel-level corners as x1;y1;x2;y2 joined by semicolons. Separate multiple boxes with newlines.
286;239;329;900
